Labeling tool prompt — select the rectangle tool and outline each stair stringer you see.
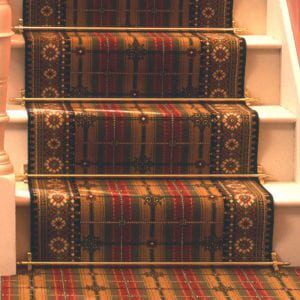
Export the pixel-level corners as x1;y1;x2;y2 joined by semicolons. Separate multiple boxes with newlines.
267;0;300;180
266;0;300;266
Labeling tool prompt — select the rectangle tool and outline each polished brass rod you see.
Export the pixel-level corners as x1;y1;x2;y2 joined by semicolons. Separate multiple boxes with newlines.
19;253;288;272
17;261;290;267
11;97;254;104
14;26;236;32
24;174;268;179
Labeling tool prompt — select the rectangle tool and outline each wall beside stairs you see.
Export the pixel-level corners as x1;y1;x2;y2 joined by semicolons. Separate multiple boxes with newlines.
287;0;300;59
1;0;300;275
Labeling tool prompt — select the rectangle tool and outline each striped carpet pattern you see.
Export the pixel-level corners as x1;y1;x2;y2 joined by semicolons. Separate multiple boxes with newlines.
23;0;233;28
1;268;300;299
27;102;258;175
22;0;275;265
24;32;245;99
30;179;273;262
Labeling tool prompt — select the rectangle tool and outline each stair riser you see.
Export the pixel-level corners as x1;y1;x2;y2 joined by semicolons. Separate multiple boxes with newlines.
258;123;295;182
5;121;295;181
246;49;281;105
9;0;268;34
234;0;267;35
16;204;300;266
8;47;281;106
273;207;300;266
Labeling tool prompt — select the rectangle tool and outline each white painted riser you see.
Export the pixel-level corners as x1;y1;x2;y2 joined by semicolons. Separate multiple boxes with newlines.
5;106;296;182
8;0;268;35
246;48;281;105
7;36;282;106
15;181;300;266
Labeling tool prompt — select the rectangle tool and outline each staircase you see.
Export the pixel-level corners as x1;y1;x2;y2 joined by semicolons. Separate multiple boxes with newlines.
3;0;300;266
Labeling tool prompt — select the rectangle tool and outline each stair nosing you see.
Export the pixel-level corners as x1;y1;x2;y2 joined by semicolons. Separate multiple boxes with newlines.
7;105;296;124
12;34;282;50
15;181;300;208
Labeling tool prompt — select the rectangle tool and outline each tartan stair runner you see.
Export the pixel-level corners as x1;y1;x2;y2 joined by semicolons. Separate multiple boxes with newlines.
23;0;274;263
3;268;300;299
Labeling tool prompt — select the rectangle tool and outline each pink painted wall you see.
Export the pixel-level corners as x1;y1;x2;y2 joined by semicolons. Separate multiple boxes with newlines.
287;0;300;59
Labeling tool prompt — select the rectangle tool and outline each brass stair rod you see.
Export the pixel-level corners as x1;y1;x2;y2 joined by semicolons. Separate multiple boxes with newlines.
10;96;255;104
20;173;270;179
17;261;290;267
14;25;237;33
17;252;290;273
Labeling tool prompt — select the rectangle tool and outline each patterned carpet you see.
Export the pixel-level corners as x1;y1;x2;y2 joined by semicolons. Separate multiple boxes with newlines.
1;268;300;299
30;178;272;262
8;1;287;298
24;0;234;28
22;0;274;264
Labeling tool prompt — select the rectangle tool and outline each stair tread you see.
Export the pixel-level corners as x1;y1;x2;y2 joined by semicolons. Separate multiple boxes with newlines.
8;105;296;124
241;35;282;49
264;182;300;207
12;34;282;50
252;105;296;123
16;181;300;207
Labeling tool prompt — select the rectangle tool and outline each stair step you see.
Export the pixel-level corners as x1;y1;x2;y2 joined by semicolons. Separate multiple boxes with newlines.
241;35;281;50
8;35;282;105
264;182;300;207
251;105;296;123
6;105;296;181
7;105;296;124
15;181;300;207
9;0;269;34
15;181;300;265
11;34;282;50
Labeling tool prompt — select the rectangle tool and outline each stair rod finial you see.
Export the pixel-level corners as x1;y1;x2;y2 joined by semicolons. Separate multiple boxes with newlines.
232;20;248;35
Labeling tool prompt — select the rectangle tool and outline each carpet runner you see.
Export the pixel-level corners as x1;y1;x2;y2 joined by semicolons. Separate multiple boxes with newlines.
2;268;300;299
25;32;245;98
24;0;233;28
27;103;258;174
30;179;272;262
23;0;274;264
